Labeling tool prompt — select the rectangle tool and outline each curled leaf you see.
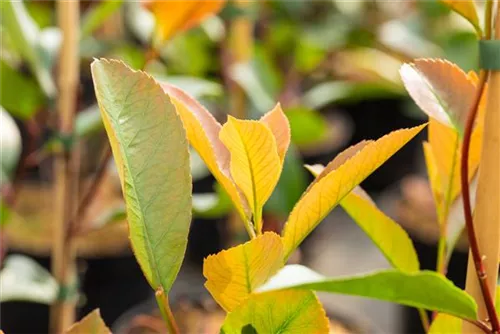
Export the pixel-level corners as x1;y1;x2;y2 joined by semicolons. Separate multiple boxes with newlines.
259;103;291;164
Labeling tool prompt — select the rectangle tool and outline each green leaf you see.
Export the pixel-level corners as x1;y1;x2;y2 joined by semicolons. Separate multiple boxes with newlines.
0;198;11;226
221;290;330;334
81;0;124;38
0;61;45;119
285;107;328;147
0;255;58;304
265;145;308;217
1;0;56;98
340;188;420;272
259;265;478;320
91;59;192;294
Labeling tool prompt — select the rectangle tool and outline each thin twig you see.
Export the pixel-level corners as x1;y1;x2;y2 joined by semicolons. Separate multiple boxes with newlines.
463;318;493;334
67;145;112;238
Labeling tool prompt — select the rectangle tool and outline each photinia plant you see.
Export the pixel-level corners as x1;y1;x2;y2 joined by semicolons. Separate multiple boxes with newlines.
72;0;499;333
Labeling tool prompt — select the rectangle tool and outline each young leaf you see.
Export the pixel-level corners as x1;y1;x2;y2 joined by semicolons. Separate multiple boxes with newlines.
281;125;425;259
305;164;419;272
161;83;250;221
203;232;284;311
260;103;290;164
440;0;480;33
341;190;420;272
91;59;192;295
145;0;225;44
65;309;111;334
400;59;475;131
428;313;461;333
220;116;282;232
220;290;329;334
259;265;478;321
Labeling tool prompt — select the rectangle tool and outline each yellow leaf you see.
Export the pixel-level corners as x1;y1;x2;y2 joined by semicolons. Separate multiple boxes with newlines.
203;232;284;311
340;190;420;272
428;313;461;333
65;309;111;334
260;103;290;164
220;116;282;233
161;83;250;221
282;125;425;259
400;59;476;131
441;0;480;33
221;290;329;334
146;0;226;43
423;141;444;220
305;165;419;272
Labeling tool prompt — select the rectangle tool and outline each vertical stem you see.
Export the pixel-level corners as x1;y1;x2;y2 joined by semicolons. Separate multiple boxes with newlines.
50;1;80;333
463;3;500;333
155;288;179;334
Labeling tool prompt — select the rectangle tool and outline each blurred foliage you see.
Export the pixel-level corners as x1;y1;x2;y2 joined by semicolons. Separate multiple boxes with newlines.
0;0;482;224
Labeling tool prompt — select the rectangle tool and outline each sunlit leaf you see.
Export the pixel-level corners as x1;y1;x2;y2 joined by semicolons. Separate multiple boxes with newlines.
441;0;480;33
221;289;329;334
281;125;425;259
259;265;478;321
220;116;282;232
306;163;419;272
341;190;419;272
203;232;284;311
400;59;475;132
161;83;250;220
0;255;58;304
65;309;111;334
145;0;225;44
91;59;191;294
260;103;290;164
428;313;461;333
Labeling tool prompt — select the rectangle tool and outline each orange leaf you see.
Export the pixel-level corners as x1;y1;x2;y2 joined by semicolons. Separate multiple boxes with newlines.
260;103;290;164
400;59;476;131
441;0;480;32
203;232;284;311
65;309;110;334
161;83;250;220
146;0;226;43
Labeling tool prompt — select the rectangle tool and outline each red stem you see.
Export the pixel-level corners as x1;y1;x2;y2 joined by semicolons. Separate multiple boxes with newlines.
461;69;499;333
